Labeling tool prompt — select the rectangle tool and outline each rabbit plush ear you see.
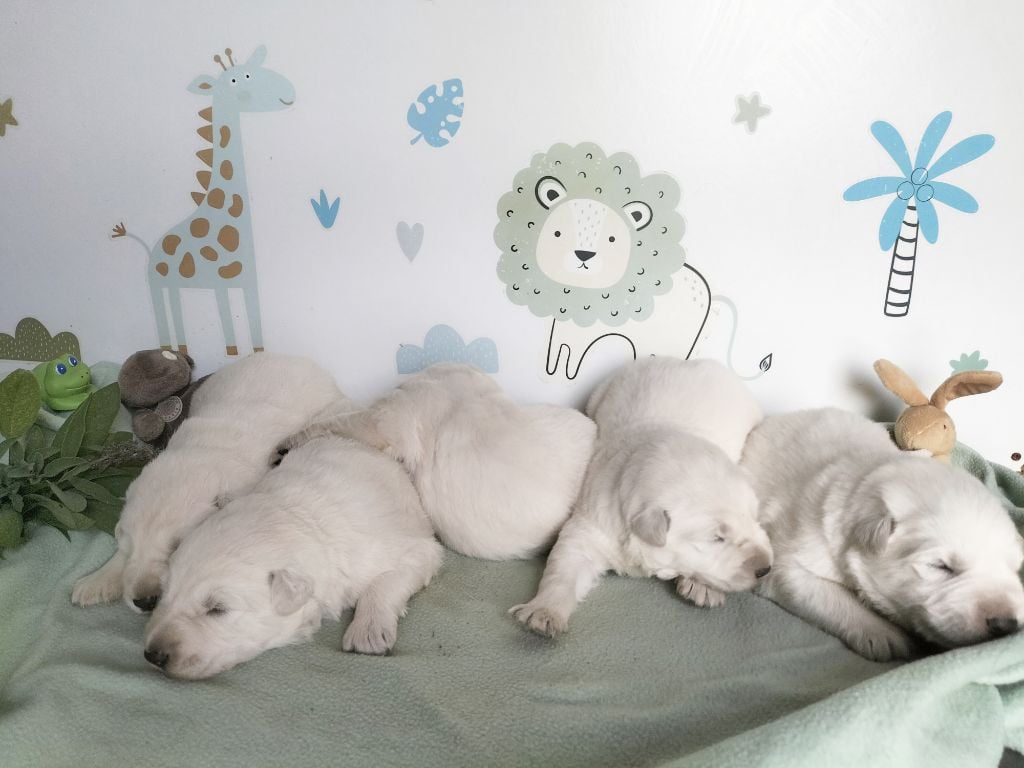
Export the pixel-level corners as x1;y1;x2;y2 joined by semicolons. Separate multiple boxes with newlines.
931;370;1003;411
873;359;929;407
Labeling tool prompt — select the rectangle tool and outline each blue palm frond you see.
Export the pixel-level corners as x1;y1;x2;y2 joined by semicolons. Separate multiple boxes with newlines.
870;121;913;177
914;111;952;170
928;134;995;179
917;199;939;243
843;176;904;201
930;182;978;213
878;196;910;250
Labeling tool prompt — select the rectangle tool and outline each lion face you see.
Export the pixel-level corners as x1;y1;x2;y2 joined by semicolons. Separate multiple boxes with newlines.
536;197;632;289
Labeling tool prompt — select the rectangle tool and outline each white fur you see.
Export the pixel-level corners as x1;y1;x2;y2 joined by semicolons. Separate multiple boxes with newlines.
71;353;340;611
742;407;1024;661
279;363;597;560
511;357;772;636
143;435;443;679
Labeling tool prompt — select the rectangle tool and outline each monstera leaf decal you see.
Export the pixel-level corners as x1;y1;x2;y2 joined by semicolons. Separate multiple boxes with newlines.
407;78;463;148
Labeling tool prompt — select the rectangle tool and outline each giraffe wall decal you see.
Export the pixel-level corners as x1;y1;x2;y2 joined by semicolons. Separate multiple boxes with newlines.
113;46;294;356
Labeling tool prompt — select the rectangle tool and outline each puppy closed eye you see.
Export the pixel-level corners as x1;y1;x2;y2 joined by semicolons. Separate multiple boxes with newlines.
712;535;726;544
205;602;228;616
929;561;957;576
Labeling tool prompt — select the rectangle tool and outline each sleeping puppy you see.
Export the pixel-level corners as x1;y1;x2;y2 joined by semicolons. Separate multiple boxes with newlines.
742;407;1024;661
276;363;596;560
143;435;442;679
71;353;339;612
512;357;772;637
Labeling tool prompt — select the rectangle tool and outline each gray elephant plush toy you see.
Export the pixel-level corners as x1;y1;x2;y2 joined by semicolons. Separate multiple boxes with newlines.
118;350;208;449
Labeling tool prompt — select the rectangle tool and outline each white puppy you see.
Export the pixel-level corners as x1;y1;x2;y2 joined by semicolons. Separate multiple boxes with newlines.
143;435;443;679
72;353;339;612
278;363;597;560
742;408;1024;661
512;357;772;637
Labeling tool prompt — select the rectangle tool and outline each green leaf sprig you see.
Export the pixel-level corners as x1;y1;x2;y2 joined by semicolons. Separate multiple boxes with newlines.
0;382;145;554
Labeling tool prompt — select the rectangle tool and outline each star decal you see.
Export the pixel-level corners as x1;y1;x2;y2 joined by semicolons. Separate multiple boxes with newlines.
733;93;771;133
0;98;18;137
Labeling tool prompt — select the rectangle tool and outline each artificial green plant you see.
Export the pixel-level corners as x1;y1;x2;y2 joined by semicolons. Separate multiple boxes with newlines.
0;373;144;554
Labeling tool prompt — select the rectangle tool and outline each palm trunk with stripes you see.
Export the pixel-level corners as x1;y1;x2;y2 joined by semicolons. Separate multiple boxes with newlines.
884;202;918;317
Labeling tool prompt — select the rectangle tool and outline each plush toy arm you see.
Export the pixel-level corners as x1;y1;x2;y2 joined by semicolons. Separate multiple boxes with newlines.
931;370;1003;410
873;359;929;407
132;409;166;442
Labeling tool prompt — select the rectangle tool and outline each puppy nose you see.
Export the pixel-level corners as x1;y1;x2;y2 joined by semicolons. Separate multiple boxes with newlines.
574;249;596;263
144;647;169;669
754;565;772;579
133;595;159;612
986;616;1020;638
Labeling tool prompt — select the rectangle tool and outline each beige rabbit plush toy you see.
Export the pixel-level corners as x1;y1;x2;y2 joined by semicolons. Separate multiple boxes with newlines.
873;359;1003;463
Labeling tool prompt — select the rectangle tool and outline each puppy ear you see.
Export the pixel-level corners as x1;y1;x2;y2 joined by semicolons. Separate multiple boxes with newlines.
851;513;897;553
268;568;313;615
629;508;670;547
852;479;907;553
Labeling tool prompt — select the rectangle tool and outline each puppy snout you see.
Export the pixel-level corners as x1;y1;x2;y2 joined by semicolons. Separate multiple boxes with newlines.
144;647;170;669
133;595;160;612
986;616;1020;639
744;553;772;579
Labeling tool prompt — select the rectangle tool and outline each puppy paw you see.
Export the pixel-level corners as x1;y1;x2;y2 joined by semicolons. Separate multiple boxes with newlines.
509;603;567;638
72;570;123;606
845;621;914;662
342;614;398;656
675;577;726;608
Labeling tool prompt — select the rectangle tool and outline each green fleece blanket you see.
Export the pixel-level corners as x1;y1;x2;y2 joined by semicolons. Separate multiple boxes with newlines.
1;444;1022;768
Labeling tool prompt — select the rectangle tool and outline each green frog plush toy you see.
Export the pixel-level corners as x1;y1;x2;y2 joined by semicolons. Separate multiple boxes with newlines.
32;353;95;411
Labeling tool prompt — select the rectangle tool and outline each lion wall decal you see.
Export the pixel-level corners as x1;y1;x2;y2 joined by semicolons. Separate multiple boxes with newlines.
494;142;767;380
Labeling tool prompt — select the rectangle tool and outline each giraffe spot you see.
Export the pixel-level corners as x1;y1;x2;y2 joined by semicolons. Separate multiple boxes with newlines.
219;125;231;148
196;148;213;167
190;218;210;238
228;195;244;218
161;235;180;255
155;262;169;276
200;246;219;262
218;261;243;279
220;160;234;180
217;225;240;252
196;170;211;190
207;188;225;209
179;252;196;278
191;191;206;206
197;124;213;142
198;107;213;121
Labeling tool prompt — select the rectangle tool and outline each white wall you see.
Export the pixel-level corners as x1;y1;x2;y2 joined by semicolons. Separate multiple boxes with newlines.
1;0;1021;465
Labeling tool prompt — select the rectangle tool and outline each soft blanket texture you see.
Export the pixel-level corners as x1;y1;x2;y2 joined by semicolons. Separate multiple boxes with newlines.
1;443;1022;768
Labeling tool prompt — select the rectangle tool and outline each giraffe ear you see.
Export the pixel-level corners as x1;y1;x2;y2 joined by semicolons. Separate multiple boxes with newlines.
187;75;218;95
245;45;267;67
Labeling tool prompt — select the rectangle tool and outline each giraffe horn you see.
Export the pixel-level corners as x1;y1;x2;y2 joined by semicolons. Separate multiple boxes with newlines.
225;48;235;67
213;54;227;72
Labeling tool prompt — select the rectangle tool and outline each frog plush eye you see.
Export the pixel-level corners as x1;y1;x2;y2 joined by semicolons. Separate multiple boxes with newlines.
55;363;67;375
68;356;79;367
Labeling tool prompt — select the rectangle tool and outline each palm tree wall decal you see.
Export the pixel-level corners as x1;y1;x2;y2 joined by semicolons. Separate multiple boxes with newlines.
843;112;994;317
